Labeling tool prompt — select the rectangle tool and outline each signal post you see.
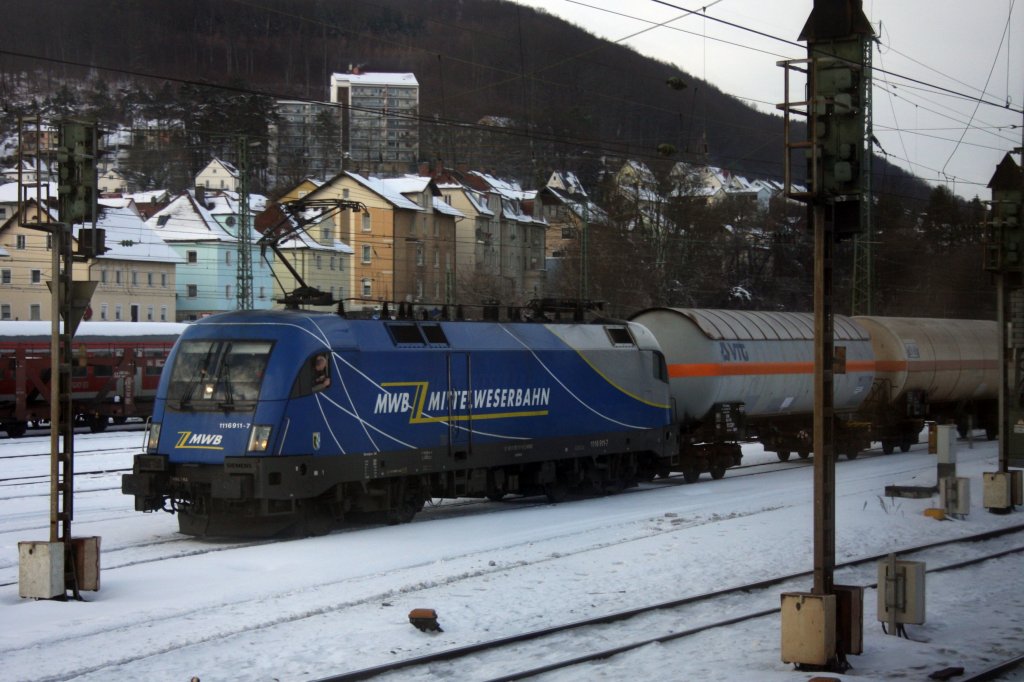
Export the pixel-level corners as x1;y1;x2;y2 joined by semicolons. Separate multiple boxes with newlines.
777;0;873;671
17;119;104;600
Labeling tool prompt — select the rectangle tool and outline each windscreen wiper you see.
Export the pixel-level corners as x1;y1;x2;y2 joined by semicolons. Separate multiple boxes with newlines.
179;345;216;409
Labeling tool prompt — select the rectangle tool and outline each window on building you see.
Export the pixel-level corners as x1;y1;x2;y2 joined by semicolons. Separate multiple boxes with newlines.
29;304;41;320
361;278;372;297
342;188;350;199
131;271;138;286
147;272;154;287
330;256;336;271
0;269;9;285
321;225;331;241
147;305;154;321
362;213;371;232
16;234;26;250
361;245;371;264
100;303;108;320
46;234;52;250
161;273;168;287
114;304;123;321
187;284;198;298
225;284;232;299
433;248;439;268
0;304;10;320
225;250;233;266
316;254;322;269
160;305;168;321
416;246;424;267
30;269;41;284
115;270;122;285
416;279;424;299
100;269;107;284
187;250;198;264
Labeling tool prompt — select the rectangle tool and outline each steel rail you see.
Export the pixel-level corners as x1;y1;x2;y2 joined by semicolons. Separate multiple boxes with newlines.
314;524;1024;682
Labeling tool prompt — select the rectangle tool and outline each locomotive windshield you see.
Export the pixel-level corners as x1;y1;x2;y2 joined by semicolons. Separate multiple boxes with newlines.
167;339;273;410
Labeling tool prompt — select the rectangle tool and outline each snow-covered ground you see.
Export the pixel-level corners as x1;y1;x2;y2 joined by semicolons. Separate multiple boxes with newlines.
1;432;1021;681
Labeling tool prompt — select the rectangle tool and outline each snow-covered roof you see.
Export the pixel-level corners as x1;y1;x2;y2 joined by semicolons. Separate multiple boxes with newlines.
75;206;184;264
544;185;608;224
345;172;423;211
146;192;237;243
385;176;431;196
330;72;418;87
203;158;240;178
432;196;464;218
0;181;57;204
125;189;171;204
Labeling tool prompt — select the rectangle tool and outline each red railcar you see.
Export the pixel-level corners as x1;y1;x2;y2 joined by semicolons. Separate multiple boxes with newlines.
0;321;185;437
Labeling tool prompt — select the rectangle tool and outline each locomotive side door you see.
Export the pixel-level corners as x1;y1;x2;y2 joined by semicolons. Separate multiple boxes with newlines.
446;351;472;459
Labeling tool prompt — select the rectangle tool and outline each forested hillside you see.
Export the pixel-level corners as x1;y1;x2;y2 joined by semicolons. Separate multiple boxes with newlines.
0;0;993;318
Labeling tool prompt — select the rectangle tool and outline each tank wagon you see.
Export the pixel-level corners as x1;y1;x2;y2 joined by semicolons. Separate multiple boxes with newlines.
0;321;184;437
630;308;876;470
122;310;675;537
853;316;998;451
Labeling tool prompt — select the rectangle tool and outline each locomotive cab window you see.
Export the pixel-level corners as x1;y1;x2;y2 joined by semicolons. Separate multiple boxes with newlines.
292;351;333;397
167;339;273;410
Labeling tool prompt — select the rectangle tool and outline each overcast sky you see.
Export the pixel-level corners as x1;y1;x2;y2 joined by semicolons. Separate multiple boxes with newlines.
512;0;1024;200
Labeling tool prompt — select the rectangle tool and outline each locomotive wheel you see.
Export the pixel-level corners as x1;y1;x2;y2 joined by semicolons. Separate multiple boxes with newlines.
4;422;27;438
882;440;895;455
777;451;791;462
709;463;726;480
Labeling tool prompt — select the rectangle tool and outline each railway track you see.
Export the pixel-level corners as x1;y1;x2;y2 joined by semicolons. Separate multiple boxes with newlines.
314;524;1024;682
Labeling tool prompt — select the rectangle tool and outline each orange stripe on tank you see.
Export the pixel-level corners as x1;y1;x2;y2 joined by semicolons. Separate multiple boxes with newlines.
668;358;995;378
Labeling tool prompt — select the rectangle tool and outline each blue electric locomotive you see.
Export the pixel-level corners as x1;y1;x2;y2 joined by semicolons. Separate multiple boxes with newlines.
123;310;674;536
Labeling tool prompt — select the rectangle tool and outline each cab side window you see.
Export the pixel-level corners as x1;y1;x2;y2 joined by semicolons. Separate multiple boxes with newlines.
292;351;332;397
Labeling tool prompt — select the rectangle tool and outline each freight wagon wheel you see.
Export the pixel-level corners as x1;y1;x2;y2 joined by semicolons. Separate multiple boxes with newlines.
682;467;701;484
797;450;810;459
486;492;506;502
4;422;27;438
776;451;791;462
709;463;726;480
882;440;895;455
89;415;109;433
544;483;568;503
900;439;914;453
985;427;997;441
844;450;859;460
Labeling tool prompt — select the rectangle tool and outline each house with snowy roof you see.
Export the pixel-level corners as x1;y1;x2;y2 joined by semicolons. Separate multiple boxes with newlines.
195;158;240;192
303;170;461;316
76;203;183;322
462;171;547;305
146;190;274;320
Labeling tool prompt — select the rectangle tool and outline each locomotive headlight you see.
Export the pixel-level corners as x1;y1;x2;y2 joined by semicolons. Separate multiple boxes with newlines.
247;424;272;453
146;422;161;451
